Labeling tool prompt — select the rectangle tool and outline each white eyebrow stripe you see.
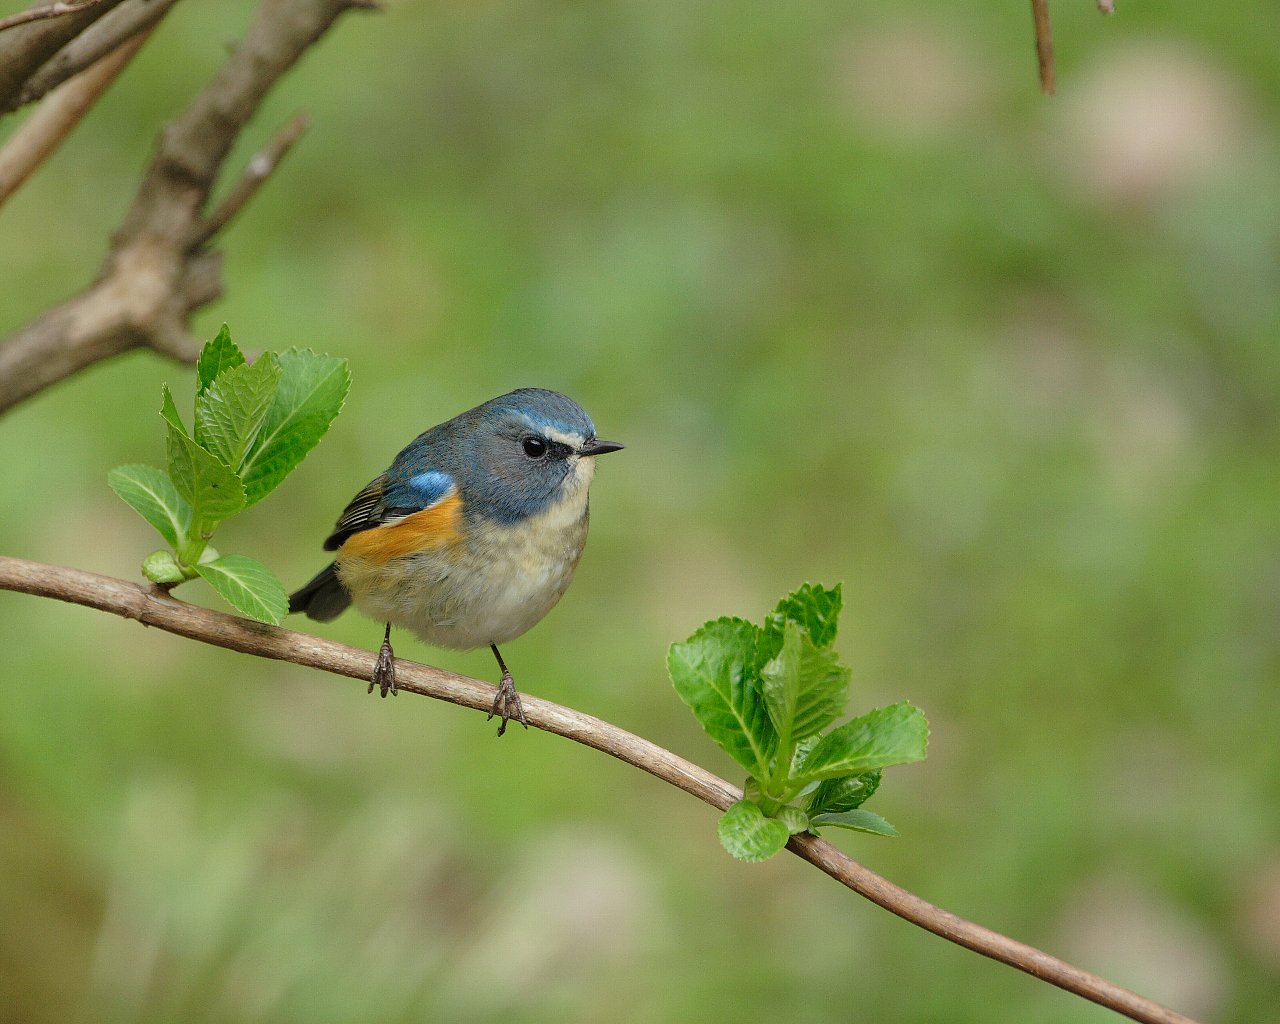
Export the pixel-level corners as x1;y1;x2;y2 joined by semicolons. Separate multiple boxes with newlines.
518;418;587;449
545;426;587;448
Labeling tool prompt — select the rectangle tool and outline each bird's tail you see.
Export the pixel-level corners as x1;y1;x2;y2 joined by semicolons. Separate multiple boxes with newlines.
288;562;352;622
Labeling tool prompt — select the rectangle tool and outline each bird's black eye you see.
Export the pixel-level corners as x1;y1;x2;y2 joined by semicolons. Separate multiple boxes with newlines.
522;436;548;459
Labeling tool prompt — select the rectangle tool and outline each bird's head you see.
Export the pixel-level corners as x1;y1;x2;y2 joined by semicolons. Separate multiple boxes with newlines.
460;388;623;524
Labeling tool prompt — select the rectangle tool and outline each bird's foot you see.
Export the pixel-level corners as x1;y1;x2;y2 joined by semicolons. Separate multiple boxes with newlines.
486;670;528;737
369;633;397;698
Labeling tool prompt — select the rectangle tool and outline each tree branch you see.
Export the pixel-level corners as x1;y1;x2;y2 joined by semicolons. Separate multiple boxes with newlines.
0;0;371;418
0;554;1200;1024
1030;0;1055;95
0;0;124;110
0;29;149;205
192;111;309;248
10;0;180;112
0;0;106;34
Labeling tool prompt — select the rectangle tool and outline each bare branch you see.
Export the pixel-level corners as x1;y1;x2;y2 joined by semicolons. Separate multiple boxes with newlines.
0;278;150;412
0;29;149;205
1031;0;1055;96
0;0;105;34
12;0;179;111
0;554;1201;1024
0;0;124;109
0;0;373;418
193;112;309;248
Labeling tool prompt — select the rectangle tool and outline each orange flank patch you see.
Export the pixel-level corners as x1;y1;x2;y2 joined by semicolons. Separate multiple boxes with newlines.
338;493;463;563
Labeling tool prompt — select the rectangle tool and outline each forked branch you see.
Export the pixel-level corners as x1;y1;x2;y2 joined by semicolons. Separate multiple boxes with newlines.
0;0;372;418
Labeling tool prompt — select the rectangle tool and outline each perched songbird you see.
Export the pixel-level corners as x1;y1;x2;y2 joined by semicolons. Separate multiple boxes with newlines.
289;388;623;734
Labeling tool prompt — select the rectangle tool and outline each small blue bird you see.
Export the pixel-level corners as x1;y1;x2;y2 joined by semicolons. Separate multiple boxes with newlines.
289;388;623;734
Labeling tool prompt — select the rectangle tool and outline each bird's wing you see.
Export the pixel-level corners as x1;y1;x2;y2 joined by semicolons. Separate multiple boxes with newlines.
322;469;458;551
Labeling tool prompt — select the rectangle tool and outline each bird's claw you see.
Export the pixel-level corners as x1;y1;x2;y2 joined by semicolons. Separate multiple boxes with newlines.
369;635;397;698
487;670;528;737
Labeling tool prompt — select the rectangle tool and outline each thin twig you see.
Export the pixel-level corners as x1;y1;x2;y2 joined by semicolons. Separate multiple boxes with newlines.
0;0;104;34
0;555;1200;1024
0;29;148;204
1031;0;1055;95
192;112;310;248
0;0;123;108
0;0;371;417
12;0;179;112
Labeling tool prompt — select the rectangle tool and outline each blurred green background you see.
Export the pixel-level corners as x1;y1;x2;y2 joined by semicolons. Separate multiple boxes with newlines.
1;1;1278;1021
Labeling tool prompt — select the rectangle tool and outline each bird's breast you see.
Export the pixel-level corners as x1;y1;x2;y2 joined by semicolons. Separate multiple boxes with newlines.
337;485;591;650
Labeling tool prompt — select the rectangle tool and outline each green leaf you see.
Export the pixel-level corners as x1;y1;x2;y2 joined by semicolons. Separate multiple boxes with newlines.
197;325;246;393
160;383;187;435
107;464;192;548
668;617;775;774
239;350;349;506
141;549;185;584
776;805;810;835
794;702;929;782
761;621;802;744
807;770;882;815
717;799;791;862
760;582;843;661
194;354;282;471
760;620;850;746
810;808;899;838
789;734;822;776
195;554;288;624
166;420;246;534
791;645;849;739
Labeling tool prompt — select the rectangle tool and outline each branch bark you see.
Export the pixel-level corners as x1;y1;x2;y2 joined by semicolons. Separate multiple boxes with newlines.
9;0;180;112
0;29;149;204
0;0;370;418
0;0;124;109
0;1;107;33
0;554;1200;1024
192;111;309;248
1031;0;1055;95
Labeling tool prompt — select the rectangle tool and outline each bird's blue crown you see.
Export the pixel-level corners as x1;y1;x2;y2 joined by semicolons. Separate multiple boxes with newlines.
383;388;603;527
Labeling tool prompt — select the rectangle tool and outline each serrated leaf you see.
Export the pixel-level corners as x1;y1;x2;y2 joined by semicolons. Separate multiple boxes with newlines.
195;554;288;624
760;582;843;662
668;618;775;774
238;350;349;506
794;702;928;782
807;770;882;815
160;383;187;435
108;464;192;548
761;620;849;747
791;645;849;739
194;354;282;471
166;421;246;534
717;799;791;862
197;325;246;393
810;808;899;838
761;621;802;744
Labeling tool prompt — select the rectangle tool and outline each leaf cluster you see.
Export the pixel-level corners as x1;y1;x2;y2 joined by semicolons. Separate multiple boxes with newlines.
668;584;928;862
108;326;349;624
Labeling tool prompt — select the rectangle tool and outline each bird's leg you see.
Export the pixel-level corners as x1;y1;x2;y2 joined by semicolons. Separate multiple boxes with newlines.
369;623;397;698
486;643;528;737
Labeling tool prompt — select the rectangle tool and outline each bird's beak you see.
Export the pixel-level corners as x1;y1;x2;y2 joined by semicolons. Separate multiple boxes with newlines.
579;440;625;457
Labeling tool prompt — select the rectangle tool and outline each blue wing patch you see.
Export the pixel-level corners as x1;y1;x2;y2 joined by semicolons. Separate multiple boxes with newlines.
404;470;456;509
